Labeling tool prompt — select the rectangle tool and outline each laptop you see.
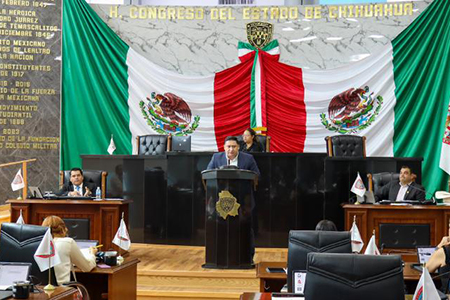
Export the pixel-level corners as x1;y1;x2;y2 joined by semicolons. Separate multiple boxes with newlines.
417;246;436;264
171;136;191;152
75;239;99;249
411;246;437;272
0;262;31;299
28;186;44;199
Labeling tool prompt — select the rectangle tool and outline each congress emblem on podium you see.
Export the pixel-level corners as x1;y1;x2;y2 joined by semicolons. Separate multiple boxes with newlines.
246;22;273;49
216;190;240;220
139;92;200;136
320;86;383;134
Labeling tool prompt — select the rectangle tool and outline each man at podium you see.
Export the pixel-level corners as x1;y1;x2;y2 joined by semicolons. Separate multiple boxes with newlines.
206;136;260;175
206;136;260;262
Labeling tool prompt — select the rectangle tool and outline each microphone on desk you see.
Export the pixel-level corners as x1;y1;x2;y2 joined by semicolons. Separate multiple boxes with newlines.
380;243;385;254
405;184;435;204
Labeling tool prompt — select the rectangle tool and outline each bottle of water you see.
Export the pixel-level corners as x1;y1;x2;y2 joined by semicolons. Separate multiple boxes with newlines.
96;187;101;200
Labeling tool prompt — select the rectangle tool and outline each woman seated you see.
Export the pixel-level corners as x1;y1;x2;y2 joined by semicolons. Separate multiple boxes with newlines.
42;216;98;285
240;128;263;153
427;235;450;273
315;219;337;231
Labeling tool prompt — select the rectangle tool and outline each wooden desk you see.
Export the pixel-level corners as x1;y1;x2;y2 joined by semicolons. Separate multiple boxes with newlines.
343;204;450;261
240;293;439;300
7;286;77;300
7;199;130;251
75;257;139;300
257;261;422;293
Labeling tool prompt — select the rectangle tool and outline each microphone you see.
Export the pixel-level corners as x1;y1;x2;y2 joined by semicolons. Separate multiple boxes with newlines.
380;243;385;254
406;183;435;204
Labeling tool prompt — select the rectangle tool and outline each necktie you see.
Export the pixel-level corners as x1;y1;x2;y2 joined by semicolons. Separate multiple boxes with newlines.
76;186;81;194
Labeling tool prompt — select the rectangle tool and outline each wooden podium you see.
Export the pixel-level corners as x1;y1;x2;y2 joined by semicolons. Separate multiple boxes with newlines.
201;169;257;269
7;199;130;251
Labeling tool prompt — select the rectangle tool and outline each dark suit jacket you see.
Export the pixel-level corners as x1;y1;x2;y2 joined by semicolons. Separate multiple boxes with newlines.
57;181;97;197
206;152;260;176
375;181;426;202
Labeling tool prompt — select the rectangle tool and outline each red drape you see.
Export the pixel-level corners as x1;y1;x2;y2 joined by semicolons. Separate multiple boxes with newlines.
214;52;255;151
260;51;306;152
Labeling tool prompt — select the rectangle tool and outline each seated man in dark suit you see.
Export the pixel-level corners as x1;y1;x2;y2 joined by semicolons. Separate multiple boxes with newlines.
207;136;260;175
375;166;425;202
57;168;96;197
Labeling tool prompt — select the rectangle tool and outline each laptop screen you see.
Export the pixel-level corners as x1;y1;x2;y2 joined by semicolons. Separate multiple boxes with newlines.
75;239;99;249
417;246;437;264
0;262;31;289
172;136;191;152
28;186;43;199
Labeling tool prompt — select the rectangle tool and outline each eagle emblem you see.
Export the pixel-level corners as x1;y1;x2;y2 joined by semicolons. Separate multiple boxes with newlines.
246;22;273;49
139;92;200;135
320;86;383;133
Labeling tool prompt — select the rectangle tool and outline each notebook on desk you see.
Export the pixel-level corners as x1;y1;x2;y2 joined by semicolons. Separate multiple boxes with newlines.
45;195;95;200
75;239;99;249
0;262;31;299
379;199;422;205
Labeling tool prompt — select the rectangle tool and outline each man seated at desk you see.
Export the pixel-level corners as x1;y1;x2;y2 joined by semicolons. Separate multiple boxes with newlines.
57;168;96;197
375;165;426;202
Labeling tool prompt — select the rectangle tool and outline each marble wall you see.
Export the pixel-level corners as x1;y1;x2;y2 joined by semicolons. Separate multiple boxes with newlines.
92;1;431;76
0;0;62;202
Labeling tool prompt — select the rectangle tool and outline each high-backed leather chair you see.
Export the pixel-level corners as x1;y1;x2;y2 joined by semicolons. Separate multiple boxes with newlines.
136;135;171;155
60;170;107;198
256;135;271;152
305;253;404;300
0;223;57;286
325;135;366;157
367;172;399;193
237;133;271;152
287;230;352;292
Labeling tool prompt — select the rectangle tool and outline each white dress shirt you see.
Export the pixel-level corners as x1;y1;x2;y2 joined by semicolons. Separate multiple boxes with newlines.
396;182;410;201
74;184;83;196
228;153;239;167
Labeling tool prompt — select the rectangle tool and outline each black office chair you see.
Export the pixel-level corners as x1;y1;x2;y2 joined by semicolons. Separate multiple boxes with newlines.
60;170;108;199
368;172;399;194
136;134;171;155
237;134;270;152
305;253;404;300
325;135;366;157
0;223;57;286
287;230;352;292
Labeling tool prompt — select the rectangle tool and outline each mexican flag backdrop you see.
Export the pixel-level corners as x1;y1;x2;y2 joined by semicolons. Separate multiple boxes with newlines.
62;0;450;193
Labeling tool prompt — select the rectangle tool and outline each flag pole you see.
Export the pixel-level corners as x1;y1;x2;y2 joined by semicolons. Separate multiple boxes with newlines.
117;212;124;265
44;256;55;291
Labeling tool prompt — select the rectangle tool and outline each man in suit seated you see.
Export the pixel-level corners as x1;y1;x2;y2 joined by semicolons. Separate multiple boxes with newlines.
57;168;96;197
375;166;425;202
207;136;260;175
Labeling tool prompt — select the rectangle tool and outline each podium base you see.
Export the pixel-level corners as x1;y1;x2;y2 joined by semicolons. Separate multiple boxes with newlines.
202;262;255;270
